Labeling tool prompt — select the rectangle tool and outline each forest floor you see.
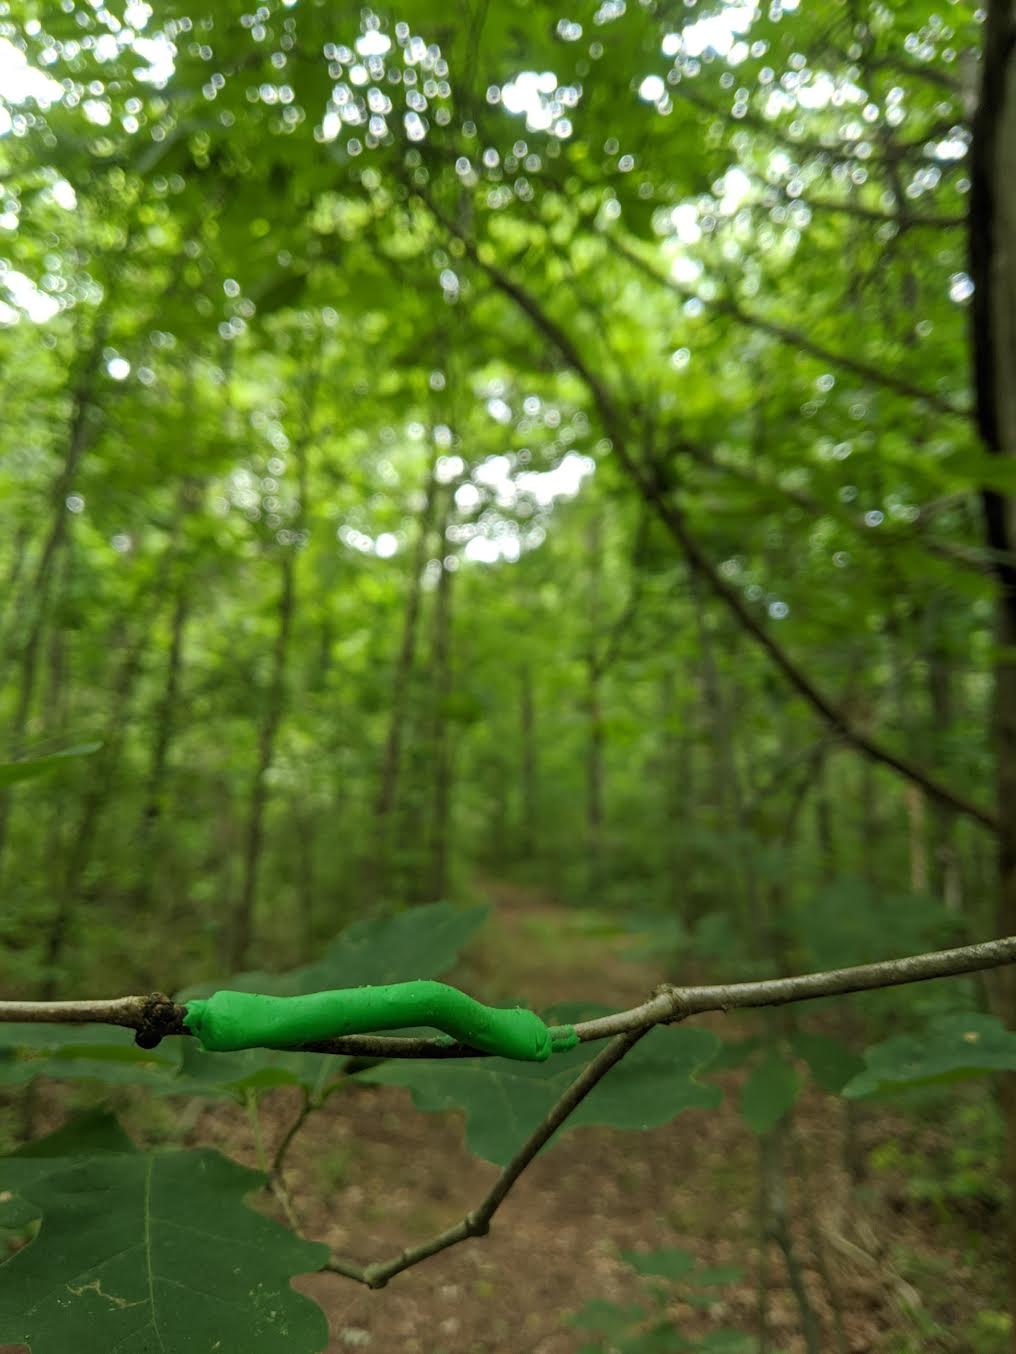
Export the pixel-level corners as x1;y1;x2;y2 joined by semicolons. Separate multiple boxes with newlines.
10;882;1004;1354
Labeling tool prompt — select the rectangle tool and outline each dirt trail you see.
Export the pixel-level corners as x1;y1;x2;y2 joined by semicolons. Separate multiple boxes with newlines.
185;883;989;1354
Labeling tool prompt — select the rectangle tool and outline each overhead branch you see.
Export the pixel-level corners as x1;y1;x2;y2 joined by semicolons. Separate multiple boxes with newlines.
767;189;965;231
676;437;1002;576
606;232;968;418
672;80;967;171
413;191;996;831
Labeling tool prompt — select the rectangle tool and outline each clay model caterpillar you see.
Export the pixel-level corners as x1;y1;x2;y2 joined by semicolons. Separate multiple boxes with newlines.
184;980;578;1062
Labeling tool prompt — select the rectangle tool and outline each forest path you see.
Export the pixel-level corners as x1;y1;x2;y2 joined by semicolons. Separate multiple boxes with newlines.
190;882;960;1354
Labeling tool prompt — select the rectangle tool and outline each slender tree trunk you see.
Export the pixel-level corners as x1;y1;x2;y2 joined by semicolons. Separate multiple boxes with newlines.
968;6;1016;1344
519;662;538;859
859;758;881;887
134;584;189;913
228;549;296;971
228;382;315;968
586;514;605;901
759;1120;822;1354
0;334;103;876
372;459;439;892
904;784;929;893
927;610;962;911
661;665;692;913
814;759;836;883
296;808;316;957
428;549;455;902
41;620;149;995
0;523;32;655
689;567;761;934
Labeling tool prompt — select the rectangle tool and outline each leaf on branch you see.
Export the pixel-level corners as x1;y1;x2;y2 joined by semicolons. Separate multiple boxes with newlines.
620;1247;696;1280
790;1030;865;1093
842;1012;1016;1098
0;1024;182;1089
178;899;490;999
362;1023;721;1166
167;1040;326;1100
738;1053;800;1134
166;901;490;1096
0;742;102;788
0;1138;329;1354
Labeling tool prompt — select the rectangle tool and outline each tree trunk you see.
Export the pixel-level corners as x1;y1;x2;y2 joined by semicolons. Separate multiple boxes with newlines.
927;609;962;911
0;334;103;876
519;662;538;859
227;389;314;969
228;548;296;971
41;620;148;996
968;4;1016;1343
134;584;189;913
586;514;605;901
428;549;455;902
372;458;439;894
660;665;691;913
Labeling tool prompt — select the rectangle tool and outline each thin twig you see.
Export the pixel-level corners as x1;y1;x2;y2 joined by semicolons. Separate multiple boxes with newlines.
325;1029;648;1288
606;232;968;418
273;1085;313;1175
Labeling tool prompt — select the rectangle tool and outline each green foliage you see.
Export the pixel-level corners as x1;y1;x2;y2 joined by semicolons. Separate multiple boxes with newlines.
844;1014;1016;1098
789;1031;865;1094
567;1247;751;1353
179;900;490;999
870;1099;1005;1217
738;1053;800;1135
363;1024;722;1166
0;744;102;787
0;0;1006;1344
0;1124;328;1354
0;903;489;1101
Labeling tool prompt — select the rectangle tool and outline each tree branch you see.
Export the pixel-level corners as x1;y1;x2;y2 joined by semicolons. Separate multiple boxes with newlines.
325;1029;647;1288
606;232;968;418
4;935;1016;1057
411;192;994;830
675;436;1001;576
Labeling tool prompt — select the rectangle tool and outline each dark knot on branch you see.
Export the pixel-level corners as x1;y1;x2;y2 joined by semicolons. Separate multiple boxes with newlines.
134;992;182;1049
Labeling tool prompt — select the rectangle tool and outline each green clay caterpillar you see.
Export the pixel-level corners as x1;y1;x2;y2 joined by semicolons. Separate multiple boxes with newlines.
184;980;579;1062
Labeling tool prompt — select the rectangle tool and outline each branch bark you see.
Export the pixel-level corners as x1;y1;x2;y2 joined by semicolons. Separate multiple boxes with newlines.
4;932;1016;1056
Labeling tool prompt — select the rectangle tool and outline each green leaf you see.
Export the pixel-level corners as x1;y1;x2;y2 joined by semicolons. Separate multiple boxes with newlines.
706;1037;762;1073
843;1013;1016;1099
568;1299;647;1336
692;1266;745;1287
364;1025;721;1165
180;900;490;999
0;1023;139;1050
739;1054;801;1134
697;1332;755;1352
12;1111;137;1160
0;1113;138;1230
790;1031;864;1093
167;1040;325;1100
621;1247;696;1280
0;743;102;787
0;1028;181;1089
0;1147;329;1354
619;1327;694;1354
